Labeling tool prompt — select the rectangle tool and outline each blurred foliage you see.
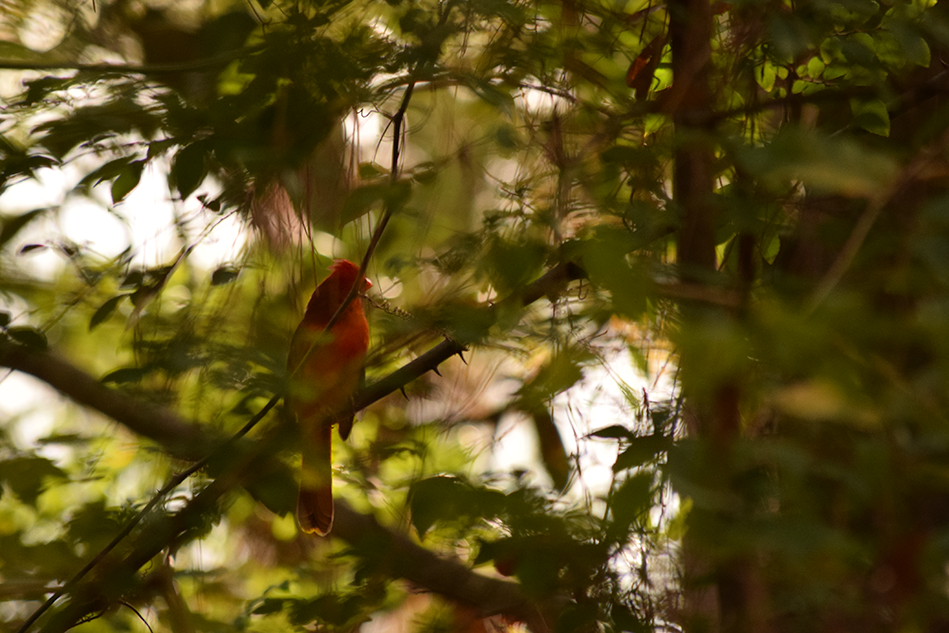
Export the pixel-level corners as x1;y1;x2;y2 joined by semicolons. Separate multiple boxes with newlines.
0;0;948;631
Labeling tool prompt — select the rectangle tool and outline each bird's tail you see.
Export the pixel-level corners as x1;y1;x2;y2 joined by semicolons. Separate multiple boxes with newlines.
298;424;334;535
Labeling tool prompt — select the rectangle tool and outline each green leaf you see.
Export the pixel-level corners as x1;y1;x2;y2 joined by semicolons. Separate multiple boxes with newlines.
767;15;811;62
111;160;145;203
358;162;387;179
341;181;412;225
67;501;131;552
90;295;127;331
850;98;890;136
528;407;570;491
35;98;160;159
0;41;43;62
513;547;564;597
739;126;898;197
0;209;46;251
463;76;515;116
493;122;520;153
485;236;547;297
18;75;72;106
427;301;496;344
244;467;298;516
0;153;58;193
121;269;145;289
0;456;67;505
409;475;471;537
886;21;930;68
411;162;439;183
517;347;592;408
578;227;650;318
600;145;655;169
290;594;367;627
342;184;386;220
7;326;47;350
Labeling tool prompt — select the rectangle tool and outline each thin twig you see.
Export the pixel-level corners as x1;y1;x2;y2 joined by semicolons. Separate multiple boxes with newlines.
287;77;416;379
15;397;280;633
805;132;949;313
17;77;420;633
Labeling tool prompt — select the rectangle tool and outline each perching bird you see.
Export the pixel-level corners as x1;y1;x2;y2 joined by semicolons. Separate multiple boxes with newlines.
286;260;371;535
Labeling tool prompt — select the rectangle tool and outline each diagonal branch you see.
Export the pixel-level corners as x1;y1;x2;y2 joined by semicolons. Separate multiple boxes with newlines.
0;341;557;632
0;343;210;460
333;502;558;632
0;261;586;633
0;261;588;456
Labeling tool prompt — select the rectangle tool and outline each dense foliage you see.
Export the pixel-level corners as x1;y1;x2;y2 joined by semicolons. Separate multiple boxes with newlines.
1;0;949;631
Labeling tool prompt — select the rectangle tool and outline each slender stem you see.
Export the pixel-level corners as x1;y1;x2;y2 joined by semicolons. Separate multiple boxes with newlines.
17;77;420;633
287;77;417;380
10;259;582;632
15;397;280;633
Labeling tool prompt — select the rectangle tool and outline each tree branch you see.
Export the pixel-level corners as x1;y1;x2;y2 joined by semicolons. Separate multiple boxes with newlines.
0;261;587;456
1;261;588;633
0;51;250;75
0;344;209;460
0;345;555;632
333;502;557;632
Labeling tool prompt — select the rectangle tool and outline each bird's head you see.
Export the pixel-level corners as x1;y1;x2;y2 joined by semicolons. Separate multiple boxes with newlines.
327;260;372;294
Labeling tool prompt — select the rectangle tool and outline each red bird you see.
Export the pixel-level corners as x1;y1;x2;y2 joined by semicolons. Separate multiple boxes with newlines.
286;260;371;535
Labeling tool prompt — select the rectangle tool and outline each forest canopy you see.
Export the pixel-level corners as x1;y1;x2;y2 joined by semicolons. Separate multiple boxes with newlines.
1;0;949;632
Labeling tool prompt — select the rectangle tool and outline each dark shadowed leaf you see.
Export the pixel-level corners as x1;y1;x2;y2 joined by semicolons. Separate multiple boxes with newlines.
610;472;653;527
7;326;48;350
251;598;286;616
589;425;635;440
0;209;47;251
111;160;145;203
613;433;672;472
172;142;209;199
739;126;897;197
101;366;152;384
18;243;47;254
211;266;240;285
90;295;127;330
527;406;571;491
78;156;135;188
289;594;368;627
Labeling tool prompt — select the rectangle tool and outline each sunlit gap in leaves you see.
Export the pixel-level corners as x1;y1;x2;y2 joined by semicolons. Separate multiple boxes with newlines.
15;4;72;53
489;313;681;592
516;76;573;115
0;127;246;536
0;149;246;280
